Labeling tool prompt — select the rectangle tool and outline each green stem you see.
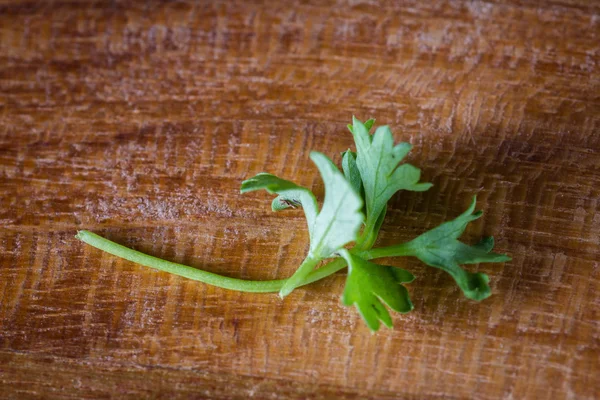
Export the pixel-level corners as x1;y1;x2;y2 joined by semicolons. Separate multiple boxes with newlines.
76;230;286;293
76;230;413;294
355;207;386;251
77;230;348;293
278;253;319;298
356;226;378;250
355;242;414;260
298;257;347;284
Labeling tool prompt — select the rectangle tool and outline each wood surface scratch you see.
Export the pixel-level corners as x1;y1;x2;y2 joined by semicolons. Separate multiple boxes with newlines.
0;0;599;399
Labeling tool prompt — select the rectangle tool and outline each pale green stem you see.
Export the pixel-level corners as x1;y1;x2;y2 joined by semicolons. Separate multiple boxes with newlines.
278;253;319;298
76;230;286;292
299;257;346;283
355;242;414;260
356;225;378;250
76;230;414;293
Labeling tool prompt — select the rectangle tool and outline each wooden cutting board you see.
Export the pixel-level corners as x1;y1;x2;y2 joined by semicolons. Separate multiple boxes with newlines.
1;1;599;398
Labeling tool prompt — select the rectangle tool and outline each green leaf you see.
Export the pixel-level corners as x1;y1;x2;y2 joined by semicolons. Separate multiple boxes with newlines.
347;118;375;133
278;152;364;297
339;249;414;331
341;150;363;201
350;117;433;245
308;152;364;257
241;173;318;230
405;196;511;301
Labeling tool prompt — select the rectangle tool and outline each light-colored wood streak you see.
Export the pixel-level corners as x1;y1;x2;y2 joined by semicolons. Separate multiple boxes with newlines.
0;0;599;399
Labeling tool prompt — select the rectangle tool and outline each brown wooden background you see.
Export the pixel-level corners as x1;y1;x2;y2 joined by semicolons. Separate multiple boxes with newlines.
1;1;599;399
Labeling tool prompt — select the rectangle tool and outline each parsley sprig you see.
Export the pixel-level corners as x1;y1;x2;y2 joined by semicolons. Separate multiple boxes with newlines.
77;117;510;331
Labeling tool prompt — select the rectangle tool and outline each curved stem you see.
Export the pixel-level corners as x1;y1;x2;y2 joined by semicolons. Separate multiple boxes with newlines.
279;253;319;298
356;227;377;250
76;230;347;293
76;230;286;292
76;230;413;294
299;257;347;284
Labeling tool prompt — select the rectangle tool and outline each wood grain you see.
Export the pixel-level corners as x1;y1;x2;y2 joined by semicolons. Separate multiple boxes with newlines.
1;0;599;398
